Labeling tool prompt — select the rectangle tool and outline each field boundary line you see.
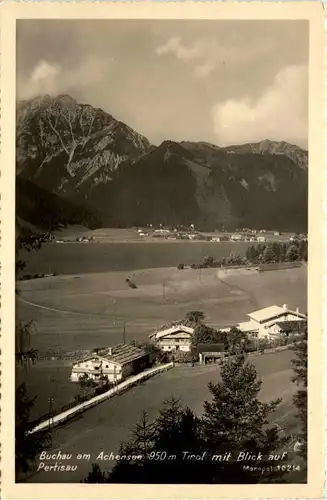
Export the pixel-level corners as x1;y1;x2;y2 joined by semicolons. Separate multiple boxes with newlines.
28;362;174;434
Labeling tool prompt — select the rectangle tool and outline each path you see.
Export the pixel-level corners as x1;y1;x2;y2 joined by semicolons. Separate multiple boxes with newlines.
25;350;296;484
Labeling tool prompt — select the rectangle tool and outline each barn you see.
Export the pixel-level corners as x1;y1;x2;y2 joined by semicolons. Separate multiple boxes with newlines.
70;344;149;383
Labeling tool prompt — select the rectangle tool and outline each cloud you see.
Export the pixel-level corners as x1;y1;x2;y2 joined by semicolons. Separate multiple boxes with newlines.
156;36;217;79
156;36;199;60
194;61;215;78
17;57;110;100
212;64;308;148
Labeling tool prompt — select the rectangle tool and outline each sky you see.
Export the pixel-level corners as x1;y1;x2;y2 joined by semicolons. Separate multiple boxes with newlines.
17;20;309;148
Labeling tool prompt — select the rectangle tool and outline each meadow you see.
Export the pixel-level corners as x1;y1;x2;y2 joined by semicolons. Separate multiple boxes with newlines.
17;265;307;357
16;235;307;432
26;350;300;483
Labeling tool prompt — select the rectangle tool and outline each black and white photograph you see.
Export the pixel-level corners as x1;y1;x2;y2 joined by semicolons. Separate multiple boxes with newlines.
1;2;324;498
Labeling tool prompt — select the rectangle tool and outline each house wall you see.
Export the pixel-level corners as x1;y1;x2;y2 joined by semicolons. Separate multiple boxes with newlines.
157;337;192;352
258;319;306;340
71;355;149;383
70;357;123;383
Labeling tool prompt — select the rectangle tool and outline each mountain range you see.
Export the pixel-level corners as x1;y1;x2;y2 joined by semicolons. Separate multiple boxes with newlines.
16;94;308;233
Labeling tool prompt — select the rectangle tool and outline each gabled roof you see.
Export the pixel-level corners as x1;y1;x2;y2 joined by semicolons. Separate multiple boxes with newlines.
247;305;306;323
149;322;195;339
98;344;147;365
248;305;286;322
73;344;147;367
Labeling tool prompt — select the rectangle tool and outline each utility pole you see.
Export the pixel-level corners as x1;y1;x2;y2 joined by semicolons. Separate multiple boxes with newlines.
113;300;116;326
56;332;60;358
48;397;54;428
162;281;166;300
123;323;126;344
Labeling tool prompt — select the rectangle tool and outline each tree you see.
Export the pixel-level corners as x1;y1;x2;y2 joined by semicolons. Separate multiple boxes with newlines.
245;245;259;262
285;244;300;262
291;329;307;464
262;244;276;263
185;311;205;324
16;231;44;365
15;320;38;368
226;252;243;266
226;327;250;354
16;383;51;480
192;324;228;346
130;339;167;365
86;360;288;484
84;463;108;483
203;255;214;267
202;354;288;483
298;240;308;262
107;398;207;484
15;230;50;481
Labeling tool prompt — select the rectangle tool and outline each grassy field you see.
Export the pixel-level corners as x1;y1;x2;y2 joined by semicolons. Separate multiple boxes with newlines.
25;350;300;484
16;264;306;421
16;266;307;357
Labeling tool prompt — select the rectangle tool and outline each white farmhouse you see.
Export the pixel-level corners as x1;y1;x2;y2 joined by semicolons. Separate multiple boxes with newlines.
70;344;148;383
234;304;307;340
149;322;195;352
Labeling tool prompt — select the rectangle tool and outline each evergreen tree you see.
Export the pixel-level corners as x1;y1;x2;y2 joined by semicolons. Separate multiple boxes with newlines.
285;244;300;262
263;244;276;263
298;240;308;261
202;354;288;482
245;245;259;262
108;399;206;484
85;361;289;484
271;242;281;262
279;243;287;262
291;329;307;464
15;230;47;481
16;383;51;480
84;463;108;483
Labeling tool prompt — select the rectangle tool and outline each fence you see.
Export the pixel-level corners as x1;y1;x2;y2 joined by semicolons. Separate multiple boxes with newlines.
28;362;173;435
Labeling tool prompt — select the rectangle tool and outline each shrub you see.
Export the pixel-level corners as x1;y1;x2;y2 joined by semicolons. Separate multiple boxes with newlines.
172;351;196;364
177;263;184;270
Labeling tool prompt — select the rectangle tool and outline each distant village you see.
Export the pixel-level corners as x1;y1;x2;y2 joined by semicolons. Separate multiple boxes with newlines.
47;224;308;245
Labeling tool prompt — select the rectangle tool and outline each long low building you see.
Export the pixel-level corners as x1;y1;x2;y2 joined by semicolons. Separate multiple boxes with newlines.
70;344;149;383
224;304;307;341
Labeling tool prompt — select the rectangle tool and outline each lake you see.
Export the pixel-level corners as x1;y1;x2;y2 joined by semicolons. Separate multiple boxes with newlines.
20;242;251;275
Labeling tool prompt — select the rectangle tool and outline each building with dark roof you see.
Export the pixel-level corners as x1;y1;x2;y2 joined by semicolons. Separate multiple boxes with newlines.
197;343;225;365
70;343;149;383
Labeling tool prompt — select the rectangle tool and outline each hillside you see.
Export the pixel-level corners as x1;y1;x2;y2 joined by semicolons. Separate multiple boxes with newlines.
16;94;152;197
16;177;101;231
16;94;308;232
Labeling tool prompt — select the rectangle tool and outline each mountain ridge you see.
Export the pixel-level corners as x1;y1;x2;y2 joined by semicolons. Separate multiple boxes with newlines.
16;94;308;232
